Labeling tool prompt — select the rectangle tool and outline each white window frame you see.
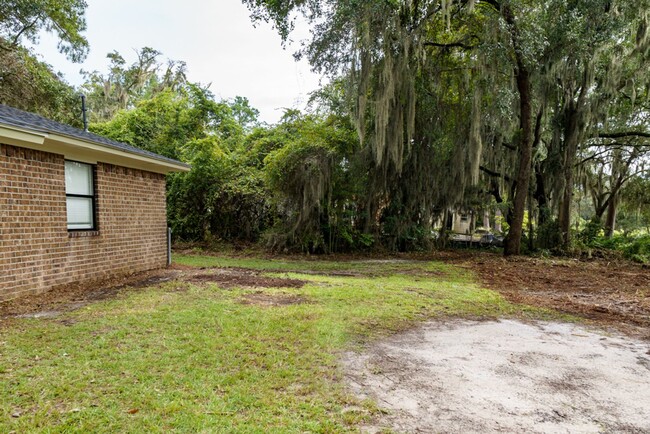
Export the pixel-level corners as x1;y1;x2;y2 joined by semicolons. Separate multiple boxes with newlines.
65;160;97;231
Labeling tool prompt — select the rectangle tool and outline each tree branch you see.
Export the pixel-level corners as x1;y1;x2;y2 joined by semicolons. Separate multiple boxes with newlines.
424;41;476;50
595;131;650;139
480;165;513;183
10;17;42;47
578;147;614;166
586;141;650;149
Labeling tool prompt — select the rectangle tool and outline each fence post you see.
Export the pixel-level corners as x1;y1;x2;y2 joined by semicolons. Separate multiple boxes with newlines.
167;227;172;266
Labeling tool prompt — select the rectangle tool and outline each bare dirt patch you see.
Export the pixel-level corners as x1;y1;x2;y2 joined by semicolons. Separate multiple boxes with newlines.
425;251;650;338
186;268;306;289
0;268;183;324
345;319;650;433
0;266;306;324
240;291;309;307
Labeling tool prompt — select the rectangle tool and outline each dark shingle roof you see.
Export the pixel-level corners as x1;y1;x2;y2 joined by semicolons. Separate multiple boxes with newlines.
0;104;189;168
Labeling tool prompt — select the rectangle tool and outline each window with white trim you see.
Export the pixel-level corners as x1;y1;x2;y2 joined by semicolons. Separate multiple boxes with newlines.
65;160;96;230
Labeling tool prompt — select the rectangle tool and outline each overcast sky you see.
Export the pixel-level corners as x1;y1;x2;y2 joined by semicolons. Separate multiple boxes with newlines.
33;0;322;124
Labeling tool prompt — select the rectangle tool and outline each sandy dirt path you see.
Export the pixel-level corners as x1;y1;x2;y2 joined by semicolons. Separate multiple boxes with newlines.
344;320;650;433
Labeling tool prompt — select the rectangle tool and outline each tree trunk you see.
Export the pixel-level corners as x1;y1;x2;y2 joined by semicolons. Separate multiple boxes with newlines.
494;208;503;233
604;194;618;238
557;105;581;247
502;4;533;257
593;201;608;222
528;187;535;251
504;67;533;256
534;163;550;226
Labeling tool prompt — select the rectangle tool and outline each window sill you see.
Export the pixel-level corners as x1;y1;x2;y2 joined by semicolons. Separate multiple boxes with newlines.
68;231;100;238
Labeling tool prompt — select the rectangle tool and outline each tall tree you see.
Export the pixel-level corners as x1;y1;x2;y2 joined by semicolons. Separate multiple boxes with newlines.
540;0;650;246
242;0;540;254
80;48;187;122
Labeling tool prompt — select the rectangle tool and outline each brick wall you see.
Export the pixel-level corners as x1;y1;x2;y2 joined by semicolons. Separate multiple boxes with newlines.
0;144;168;301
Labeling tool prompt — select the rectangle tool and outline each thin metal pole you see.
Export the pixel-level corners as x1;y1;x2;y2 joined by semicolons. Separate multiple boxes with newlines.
167;227;172;266
80;94;89;132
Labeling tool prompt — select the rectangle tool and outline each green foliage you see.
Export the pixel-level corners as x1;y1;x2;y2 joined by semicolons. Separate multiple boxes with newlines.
167;136;269;242
81;47;188;122
91;84;242;160
0;0;647;257
81;49;363;251
240;0;650;257
622;236;650;264
589;235;629;251
578;219;604;244
0;0;88;62
583;234;650;263
0;45;81;126
620;175;650;233
536;219;563;251
3;0;650;259
261;111;363;253
78;53;270;244
230;96;260;131
0;0;88;124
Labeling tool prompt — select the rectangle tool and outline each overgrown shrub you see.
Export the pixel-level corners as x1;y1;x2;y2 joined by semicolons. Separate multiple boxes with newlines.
585;234;650;263
622;236;650;264
578;219;604;244
167;137;269;242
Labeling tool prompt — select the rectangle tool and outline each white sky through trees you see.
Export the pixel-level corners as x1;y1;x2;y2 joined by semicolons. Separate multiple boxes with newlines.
31;0;321;124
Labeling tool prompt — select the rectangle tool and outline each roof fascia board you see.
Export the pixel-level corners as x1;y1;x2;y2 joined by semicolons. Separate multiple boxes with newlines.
0;123;189;173
0;125;47;147
46;133;189;173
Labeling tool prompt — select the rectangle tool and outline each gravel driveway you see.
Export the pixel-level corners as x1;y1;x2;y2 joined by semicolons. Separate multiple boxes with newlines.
344;320;650;433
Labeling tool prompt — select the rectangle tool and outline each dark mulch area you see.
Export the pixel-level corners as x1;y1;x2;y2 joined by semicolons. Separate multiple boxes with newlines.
431;250;650;338
186;268;306;289
0;268;182;323
240;291;310;307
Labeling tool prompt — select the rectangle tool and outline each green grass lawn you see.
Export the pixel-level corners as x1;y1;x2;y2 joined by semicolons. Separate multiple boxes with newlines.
1;253;559;433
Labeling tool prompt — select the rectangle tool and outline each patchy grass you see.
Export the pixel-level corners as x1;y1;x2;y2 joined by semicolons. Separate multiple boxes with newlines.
1;253;559;433
173;253;457;277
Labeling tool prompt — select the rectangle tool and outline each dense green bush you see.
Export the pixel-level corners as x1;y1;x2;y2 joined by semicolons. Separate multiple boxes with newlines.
587;234;650;263
622;236;650;264
167;138;269;242
262;113;363;253
536;219;563;251
578;219;604;244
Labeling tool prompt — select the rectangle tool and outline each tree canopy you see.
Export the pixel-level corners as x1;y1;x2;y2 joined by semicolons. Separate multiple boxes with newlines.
240;0;650;254
0;0;89;62
0;0;88;124
1;1;649;256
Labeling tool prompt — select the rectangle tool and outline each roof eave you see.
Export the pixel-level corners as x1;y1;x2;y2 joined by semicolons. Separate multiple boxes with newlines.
0;123;190;174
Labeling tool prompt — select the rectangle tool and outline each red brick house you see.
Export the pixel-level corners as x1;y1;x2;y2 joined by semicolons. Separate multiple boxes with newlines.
0;104;190;301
